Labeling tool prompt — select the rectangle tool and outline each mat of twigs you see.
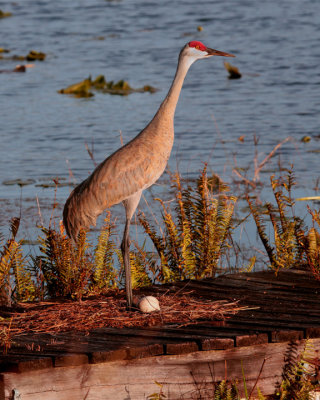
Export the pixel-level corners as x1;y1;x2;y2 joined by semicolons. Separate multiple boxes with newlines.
1;290;249;334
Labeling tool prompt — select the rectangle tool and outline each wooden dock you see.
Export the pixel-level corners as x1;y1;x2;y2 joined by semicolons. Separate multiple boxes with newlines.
1;269;320;399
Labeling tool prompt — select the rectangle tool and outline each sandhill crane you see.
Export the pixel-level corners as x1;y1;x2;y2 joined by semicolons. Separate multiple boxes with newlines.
63;41;234;309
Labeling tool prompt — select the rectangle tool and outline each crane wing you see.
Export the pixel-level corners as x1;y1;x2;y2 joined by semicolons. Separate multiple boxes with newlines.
63;133;169;241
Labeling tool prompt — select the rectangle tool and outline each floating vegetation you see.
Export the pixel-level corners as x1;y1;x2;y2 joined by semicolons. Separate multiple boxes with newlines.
35;182;72;188
197;25;203;31
26;50;46;61
2;179;35;186
92;74;107;89
0;50;46;62
224;61;242;79
301;135;311;143
0;10;12;18
92;74;158;95
59;75;158;97
35;177;74;188
58;78;94;98
2;177;72;188
91;34;119;40
0;54;24;61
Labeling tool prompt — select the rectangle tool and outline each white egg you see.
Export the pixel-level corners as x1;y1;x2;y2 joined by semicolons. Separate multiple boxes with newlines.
138;296;160;313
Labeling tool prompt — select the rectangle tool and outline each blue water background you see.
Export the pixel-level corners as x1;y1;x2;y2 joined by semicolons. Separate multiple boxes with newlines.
0;0;319;265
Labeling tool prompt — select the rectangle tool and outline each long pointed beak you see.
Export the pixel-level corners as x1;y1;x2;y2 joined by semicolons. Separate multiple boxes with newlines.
206;48;235;57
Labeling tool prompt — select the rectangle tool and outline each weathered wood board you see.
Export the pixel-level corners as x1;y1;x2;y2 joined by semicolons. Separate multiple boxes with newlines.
1;339;319;400
0;269;319;399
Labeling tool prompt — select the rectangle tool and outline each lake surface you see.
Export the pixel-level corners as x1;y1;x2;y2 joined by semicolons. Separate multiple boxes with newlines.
1;0;320;261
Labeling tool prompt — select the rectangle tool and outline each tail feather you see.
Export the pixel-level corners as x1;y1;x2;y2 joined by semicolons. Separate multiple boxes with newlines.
63;179;99;242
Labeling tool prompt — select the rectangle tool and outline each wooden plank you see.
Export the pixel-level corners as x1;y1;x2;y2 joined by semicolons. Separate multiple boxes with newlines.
90;344;165;363
181;281;320;304
222;269;319;286
235;333;268;347
271;330;304;343
177;272;320;291
54;354;89;368
0;356;53;373
230;308;320;325
201;337;234;351
90;348;127;364
1;338;319;400
306;327;320;338
231;310;320;326
203;319;313;333
90;326;248;345
127;343;164;359
165;341;199;355
167;287;320;314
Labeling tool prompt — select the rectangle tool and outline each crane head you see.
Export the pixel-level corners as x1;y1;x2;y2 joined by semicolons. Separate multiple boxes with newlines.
185;41;235;60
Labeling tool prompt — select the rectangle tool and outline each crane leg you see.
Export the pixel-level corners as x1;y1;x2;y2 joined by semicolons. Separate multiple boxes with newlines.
122;191;142;310
121;218;132;309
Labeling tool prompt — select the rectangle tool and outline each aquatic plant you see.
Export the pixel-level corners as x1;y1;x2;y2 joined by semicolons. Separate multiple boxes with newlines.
301;136;311;143
224;61;242;79
58;78;94;98
213;380;239;399
0;50;45;62
0;10;12;18
139;165;237;282
92;212;117;290
273;340;317;400
247;168;320;276
37;224;92;299
247;170;307;272
36;217;118;299
26;50;46;61
59;75;157;97
0;218;35;304
304;208;320;280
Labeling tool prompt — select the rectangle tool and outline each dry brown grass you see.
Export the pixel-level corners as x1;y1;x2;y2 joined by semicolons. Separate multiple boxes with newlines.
1;289;247;334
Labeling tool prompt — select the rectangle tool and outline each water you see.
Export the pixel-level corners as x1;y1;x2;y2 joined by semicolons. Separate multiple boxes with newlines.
1;0;320;255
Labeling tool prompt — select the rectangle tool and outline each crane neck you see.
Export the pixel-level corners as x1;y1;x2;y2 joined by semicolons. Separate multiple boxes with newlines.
156;53;194;121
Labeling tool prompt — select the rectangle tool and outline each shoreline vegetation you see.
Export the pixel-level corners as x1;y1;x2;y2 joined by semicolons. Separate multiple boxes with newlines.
1;164;320;398
1;163;320;304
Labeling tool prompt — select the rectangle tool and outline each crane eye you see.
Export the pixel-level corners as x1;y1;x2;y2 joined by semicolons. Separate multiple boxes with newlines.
195;45;200;50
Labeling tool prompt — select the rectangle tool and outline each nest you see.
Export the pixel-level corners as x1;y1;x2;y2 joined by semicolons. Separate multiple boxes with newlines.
1;289;248;335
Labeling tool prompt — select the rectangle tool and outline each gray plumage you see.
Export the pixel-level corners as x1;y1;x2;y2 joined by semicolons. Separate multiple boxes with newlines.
63;41;234;308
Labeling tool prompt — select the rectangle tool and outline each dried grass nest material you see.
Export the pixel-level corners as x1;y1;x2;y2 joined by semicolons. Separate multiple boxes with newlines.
1;290;248;334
